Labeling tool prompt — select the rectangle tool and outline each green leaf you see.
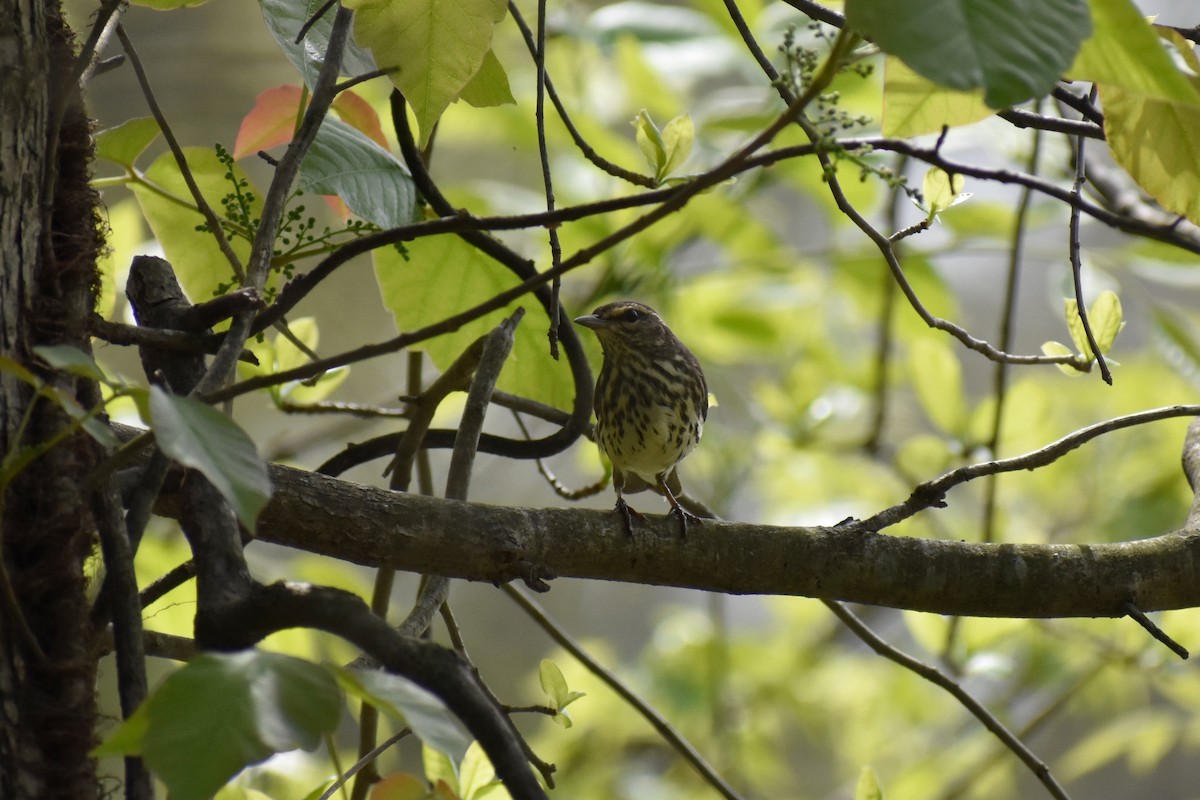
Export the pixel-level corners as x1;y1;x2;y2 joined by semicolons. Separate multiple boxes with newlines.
373;235;572;409
633;109;667;179
881;56;993;137
259;0;379;89
270;319;351;405
1041;340;1085;377
846;0;1092;108
658;114;694;181
130;147;258;302
1089;290;1124;354
920;168;967;218
346;0;507;147
147;386;272;529
908;337;967;435
300;116;416;228
97;198;146;320
458;49;516;109
1069;0;1200;224
0;355;39;387
538;659;584;712
1063;298;1090;357
33;345;107;382
459;742;507;800
335;667;473;765
95;652;341;800
95;117;161;169
422;743;459;795
855;766;884;800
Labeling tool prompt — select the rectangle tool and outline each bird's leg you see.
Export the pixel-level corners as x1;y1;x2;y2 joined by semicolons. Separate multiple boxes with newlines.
614;494;644;538
657;476;702;540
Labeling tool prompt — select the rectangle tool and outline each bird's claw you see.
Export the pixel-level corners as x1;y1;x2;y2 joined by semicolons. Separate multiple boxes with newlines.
615;497;645;538
671;505;702;540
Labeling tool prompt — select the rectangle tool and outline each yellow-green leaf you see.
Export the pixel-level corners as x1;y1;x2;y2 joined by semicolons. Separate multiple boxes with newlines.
908;337;967;435
347;0;507;147
633;109;667;178
1069;0;1200;224
882;56;992;137
373;235;572;409
659;114;694;180
855;766;884;800
921;167;966;218
1041;340;1085;377
1064;298;1090;357
1088;290;1124;354
458;49;515;108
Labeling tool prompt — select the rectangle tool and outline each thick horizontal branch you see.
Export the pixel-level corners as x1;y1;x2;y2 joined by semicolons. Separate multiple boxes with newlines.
143;442;1200;619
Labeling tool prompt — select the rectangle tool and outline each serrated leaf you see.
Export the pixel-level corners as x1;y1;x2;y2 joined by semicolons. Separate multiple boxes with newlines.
633;109;667;177
259;0;379;89
1088;290;1124;354
846;0;1092;108
95;117;161;169
33;345;107;382
1041;340;1086;377
336;667;472;766
882;56;993;137
130;147;258;302
148;387;272;529
94;652;340;800
373;235;572;409
346;0;507;147
300;116;416;228
909;338;967;434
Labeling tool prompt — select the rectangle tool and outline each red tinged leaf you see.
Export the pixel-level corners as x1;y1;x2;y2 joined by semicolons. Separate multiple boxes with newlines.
234;85;305;159
332;90;390;150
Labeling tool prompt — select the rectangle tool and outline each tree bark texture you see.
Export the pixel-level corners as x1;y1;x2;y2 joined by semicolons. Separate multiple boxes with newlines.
1;1;104;797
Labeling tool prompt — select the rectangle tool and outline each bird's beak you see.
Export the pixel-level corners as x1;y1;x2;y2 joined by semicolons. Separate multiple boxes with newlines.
574;314;605;329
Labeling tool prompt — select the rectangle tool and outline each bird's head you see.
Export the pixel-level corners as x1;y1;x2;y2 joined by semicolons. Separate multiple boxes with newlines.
573;301;675;356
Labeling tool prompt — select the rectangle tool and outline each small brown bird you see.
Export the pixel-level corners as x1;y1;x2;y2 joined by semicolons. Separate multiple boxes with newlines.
574;301;708;537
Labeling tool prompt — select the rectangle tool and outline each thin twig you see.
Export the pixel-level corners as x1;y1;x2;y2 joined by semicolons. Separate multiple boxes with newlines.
825;600;1071;800
503;584;749;800
508;2;657;188
1067;86;1112;384
319;729;412;800
531;0;565;359
859;404;1200;531
115;25;245;282
982;113;1044;545
1123;602;1189;660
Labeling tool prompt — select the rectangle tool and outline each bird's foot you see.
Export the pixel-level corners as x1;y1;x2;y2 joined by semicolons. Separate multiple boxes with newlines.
615;497;645;538
671;505;703;540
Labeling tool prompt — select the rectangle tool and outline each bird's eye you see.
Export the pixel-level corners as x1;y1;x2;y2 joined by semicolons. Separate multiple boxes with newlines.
621;308;641;322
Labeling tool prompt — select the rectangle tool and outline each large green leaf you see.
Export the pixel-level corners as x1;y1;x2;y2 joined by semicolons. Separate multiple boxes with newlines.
458;49;516;109
345;0;507;147
846;0;1091;108
259;0;379;88
908;337;967;435
130;147;258;302
1070;0;1200;225
95;652;341;800
335;666;472;765
95;117;161;169
147;386;272;529
373;235;572;409
300;116;416;228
